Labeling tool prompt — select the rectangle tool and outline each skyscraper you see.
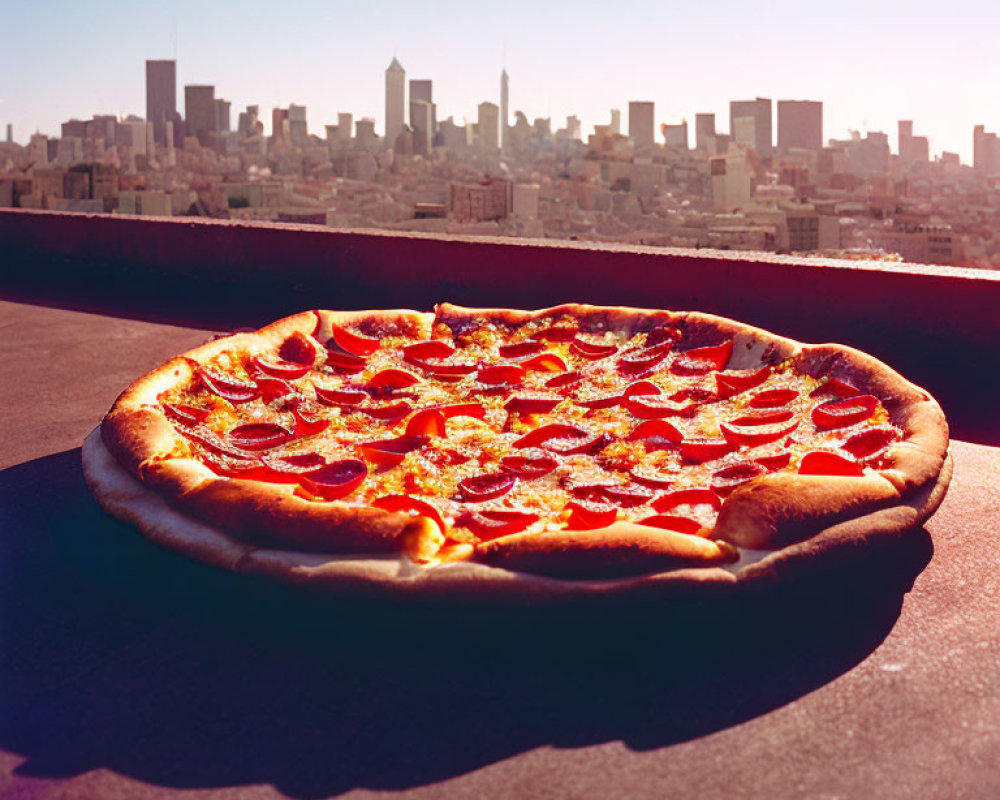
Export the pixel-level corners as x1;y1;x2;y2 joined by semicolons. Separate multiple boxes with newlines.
409;79;435;150
500;69;509;152
695;113;716;151
385;57;406;148
729;98;772;156
184;85;216;146
777;100;823;151
146;60;177;145
628;101;654;148
478;102;499;153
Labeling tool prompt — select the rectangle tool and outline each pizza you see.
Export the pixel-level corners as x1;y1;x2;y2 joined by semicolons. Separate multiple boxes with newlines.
85;303;951;592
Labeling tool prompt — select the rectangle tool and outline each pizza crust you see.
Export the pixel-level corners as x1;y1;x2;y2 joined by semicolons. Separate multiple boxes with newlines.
94;303;952;583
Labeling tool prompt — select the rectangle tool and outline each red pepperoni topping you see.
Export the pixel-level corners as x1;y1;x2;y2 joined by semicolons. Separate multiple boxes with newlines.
645;325;683;347
226;423;294;451
750;388;799;408
196;369;260;403
505;395;562;415
289;400;330;436
459;472;517;502
500;452;559;479
425;361;478;380
571;483;654;508
637;515;702;535
254;376;297;403
564;500;618;530
679;438;734;464
177;426;257;461
671;339;734;376
371;495;447;534
435;402;486;420
299;459;367;500
251;355;312;381
513;423;590;450
570;337;619;360
753;450;792;471
730;408;795;427
841;426;897;460
330;324;380;356
810;378;860;398
626;419;683;443
162;402;210;427
403;340;455;363
652;487;722;514
324;351;367;374
720;419;799;447
478;364;526;384
617;341;675;376
360;401;412;424
575;391;623;410
629;467;676;489
278;332;320;366
459;510;540;540
798;451;865;477
520;352;568;373
811;394;879;430
623;394;698;419
199;451;269;480
715;365;772;399
405;408;447;438
314;385;367;406
358;435;430;469
498;339;545;359
262;451;328;481
535;324;579;342
368;368;421;389
668;386;718;404
545;370;584;390
711;461;768;496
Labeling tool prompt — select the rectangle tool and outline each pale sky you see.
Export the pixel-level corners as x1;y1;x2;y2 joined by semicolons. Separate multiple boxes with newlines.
2;0;997;162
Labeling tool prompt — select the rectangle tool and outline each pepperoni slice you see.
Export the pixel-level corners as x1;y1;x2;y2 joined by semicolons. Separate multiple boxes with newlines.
262;451;328;481
513;423;590;449
520;353;568;373
361;401;412;424
177;425;257;461
278;332;320;366
809;378;859;398
652;487;722;514
162;403;210;427
425;362;478;380
570;337;618;360
478;364;526;384
500;452;559;479
629;467;676;490
535;324;579;342
330;324;380;356
505;395;562;415
289;400;330;436
564;500;617;530
571;483;654;508
299;459;367;500
575;392;623;410
324;351;367;374
314;385;367;406
403;340;455;363
226;422;293;451
729;408;795;427
371;495;447;534
199;451;269;480
842;426;897;460
498;340;545;359
545;371;584;390
617;341;675;376
671;339;734;376
753;450;792;471
435;402;486;420
405;408;447;437
711;461;768;496
626;419;683;443
458;509;540;540
623;394;698;419
547;431;615;456
750;388;799;408
720;419;799;447
358;434;429;469
678;437;734;463
459;472;517;502
251;355;312;381
645;325;682;347
637;515;702;535
368;368;421;389
715;366;772;399
811;394;879;430
254;376;297;403
668;386;718;404
196;369;260;403
798;451;865;477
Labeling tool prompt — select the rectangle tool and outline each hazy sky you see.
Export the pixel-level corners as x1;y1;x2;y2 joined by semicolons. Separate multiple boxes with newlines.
2;0;997;162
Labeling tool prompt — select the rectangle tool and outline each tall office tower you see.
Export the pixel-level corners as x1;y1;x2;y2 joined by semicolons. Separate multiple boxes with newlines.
146;60;177;145
272;107;289;142
695;113;715;150
337;113;353;142
777;100;823;151
215;99;231;133
628;101;654;148
478;102;500;153
609;109;621;135
238;105;260;137
500;69;509;151
729;98;772;156
385;57;406;148
289;104;308;146
184;85;216;145
409;79;435;147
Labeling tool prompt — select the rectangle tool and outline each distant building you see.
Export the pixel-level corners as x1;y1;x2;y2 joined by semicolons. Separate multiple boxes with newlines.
289;104;308;147
695;113;715;151
628;101;654;148
449;178;511;221
711;153;751;212
409;80;435;153
146;60;177;145
184;85;216;145
898;120;929;167
215;99;231;134
778;100;822;151
662;121;688;149
730;98;772;156
385;57;406;147
337;112;353;142
500;69;509;152
609;109;621;136
237;105;261;138
478;101;499;153
973;125;1000;175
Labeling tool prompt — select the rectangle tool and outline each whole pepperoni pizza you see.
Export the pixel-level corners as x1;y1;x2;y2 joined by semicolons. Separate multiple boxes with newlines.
84;304;952;595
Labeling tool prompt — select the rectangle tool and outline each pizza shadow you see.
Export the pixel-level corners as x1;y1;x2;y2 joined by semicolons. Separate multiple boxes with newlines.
2;448;934;799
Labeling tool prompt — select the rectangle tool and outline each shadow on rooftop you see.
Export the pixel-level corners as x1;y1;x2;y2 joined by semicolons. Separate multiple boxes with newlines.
0;448;932;798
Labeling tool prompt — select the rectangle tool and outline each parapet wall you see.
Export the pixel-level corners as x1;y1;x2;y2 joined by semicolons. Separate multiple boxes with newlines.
3;208;998;442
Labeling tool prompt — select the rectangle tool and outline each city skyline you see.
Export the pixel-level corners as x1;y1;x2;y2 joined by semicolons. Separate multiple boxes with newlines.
2;0;997;163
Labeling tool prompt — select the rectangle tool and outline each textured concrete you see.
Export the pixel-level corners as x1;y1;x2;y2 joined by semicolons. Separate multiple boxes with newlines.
1;301;998;799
